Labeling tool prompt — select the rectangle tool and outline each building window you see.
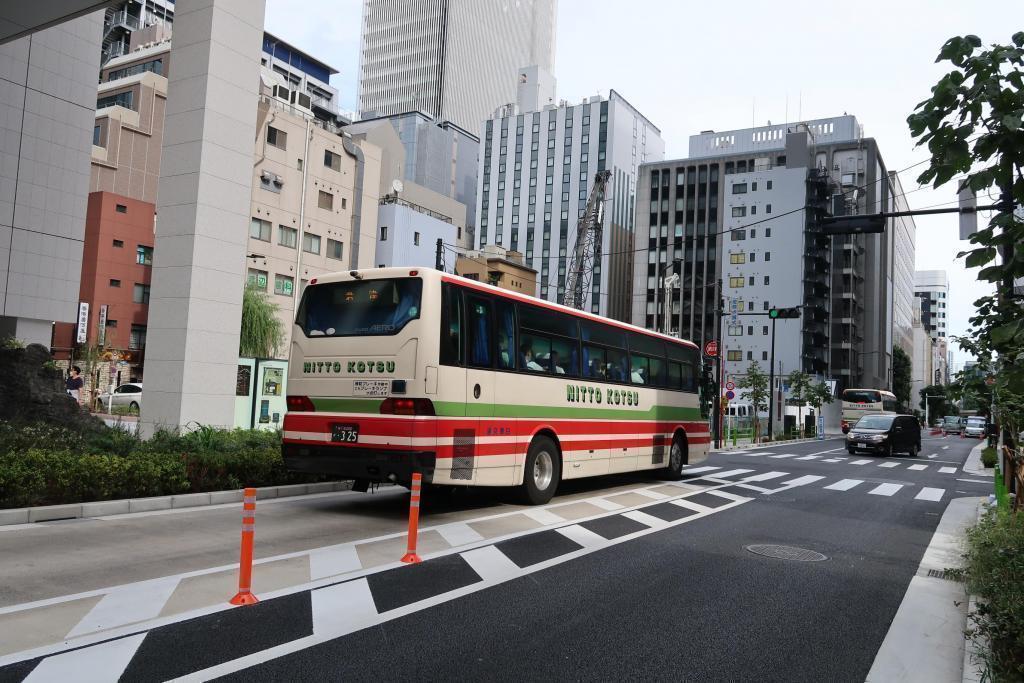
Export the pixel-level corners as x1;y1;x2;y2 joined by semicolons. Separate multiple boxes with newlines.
750;206;757;215
133;283;150;304
414;231;420;246
249;218;271;241
380;226;388;241
324;150;341;171
731;230;746;241
129;324;147;350
762;351;768;360
732;183;747;194
115;204;127;213
764;275;770;285
727;350;741;361
302;233;321;254
763;301;770;311
729;276;745;287
247;269;268;290
752;182;758;191
766;204;772;214
93;125;103;146
748;276;754;286
728;325;743;336
318;190;333;210
766;228;772;237
109;278;121;288
112;239;124;248
136;245;153;265
97;90;134;111
763;326;769;335
107;320;117;328
327;239;344;260
267;126;286;149
767;180;773;190
732;206;746;217
274;274;294;296
278;225;297;248
765;252;771;261
730;253;745;264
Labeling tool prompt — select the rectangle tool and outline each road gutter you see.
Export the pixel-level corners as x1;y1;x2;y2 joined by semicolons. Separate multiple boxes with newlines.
865;496;982;683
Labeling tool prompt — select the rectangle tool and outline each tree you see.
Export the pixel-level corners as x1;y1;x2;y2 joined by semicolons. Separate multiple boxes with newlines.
239;284;285;359
806;379;836;434
892;346;912;411
786;370;812;436
737;361;769;442
919;384;953;423
907;33;1024;448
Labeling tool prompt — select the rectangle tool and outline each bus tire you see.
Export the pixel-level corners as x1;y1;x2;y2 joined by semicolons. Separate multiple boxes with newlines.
662;434;687;480
518;436;560;505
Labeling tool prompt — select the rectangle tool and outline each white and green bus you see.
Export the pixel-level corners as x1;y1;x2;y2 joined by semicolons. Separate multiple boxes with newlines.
283;267;710;504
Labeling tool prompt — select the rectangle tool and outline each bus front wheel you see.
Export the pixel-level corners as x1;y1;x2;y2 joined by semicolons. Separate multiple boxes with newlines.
518;436;560;505
663;434;687;480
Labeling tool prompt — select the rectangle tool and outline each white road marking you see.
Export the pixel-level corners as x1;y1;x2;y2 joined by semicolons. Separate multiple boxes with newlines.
768;453;798;459
807;448;846;456
555;524;607;549
703;489;750;503
742;471;790;482
942;446;949;450
907;464;928;471
927;454;937;459
915;488;945;502
824;479;864;491
850;459;872;465
705;468;755;479
681;466;721;474
460;545;521;583
309;544;363;581
66;576;179;638
957;478;992;484
822;458;843;463
868;483;903;496
312;578;378;636
633;488;670;500
878;462;899;468
24;633;146;683
523;508;566;525
939;467;956;474
795;455;820;461
435;522;486;548
588;497;626;511
621;509;668;528
670;498;715;513
779;475;825;487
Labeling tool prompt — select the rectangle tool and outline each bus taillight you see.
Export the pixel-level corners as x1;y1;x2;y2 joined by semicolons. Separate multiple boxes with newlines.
380;398;435;416
287;395;315;412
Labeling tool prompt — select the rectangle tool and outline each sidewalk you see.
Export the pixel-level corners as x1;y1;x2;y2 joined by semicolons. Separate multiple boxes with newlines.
712;432;844;452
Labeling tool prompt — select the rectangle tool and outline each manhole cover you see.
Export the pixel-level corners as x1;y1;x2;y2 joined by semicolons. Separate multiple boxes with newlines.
745;544;828;562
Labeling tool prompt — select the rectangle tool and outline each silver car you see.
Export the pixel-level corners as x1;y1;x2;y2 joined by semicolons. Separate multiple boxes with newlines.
95;383;143;413
963;417;987;439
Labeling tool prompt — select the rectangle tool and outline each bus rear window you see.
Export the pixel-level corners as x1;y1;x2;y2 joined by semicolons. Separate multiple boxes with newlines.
297;278;422;337
843;390;881;404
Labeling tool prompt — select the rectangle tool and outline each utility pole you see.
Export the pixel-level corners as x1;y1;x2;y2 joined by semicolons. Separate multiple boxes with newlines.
713;278;723;449
435;238;444;271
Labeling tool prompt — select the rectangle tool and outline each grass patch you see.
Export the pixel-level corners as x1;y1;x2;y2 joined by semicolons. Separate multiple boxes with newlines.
959;508;1024;681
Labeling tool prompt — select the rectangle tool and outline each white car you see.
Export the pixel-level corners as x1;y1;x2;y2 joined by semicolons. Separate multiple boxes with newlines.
95;383;143;413
963;417;987;439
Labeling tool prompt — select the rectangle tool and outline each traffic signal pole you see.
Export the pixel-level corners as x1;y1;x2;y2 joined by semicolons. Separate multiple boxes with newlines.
767;315;776;441
713;278;723;449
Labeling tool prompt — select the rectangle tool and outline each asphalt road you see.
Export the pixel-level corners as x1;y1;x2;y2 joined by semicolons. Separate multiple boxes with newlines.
0;432;988;681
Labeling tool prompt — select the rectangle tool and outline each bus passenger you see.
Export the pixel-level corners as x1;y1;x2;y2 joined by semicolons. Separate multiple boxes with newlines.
522;344;545;372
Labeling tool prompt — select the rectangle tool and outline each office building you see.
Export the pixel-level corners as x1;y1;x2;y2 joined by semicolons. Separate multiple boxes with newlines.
913;270;949;339
358;0;557;134
910;296;934;405
0;14;103;347
455;245;538;297
633;115;916;393
477;87;664;319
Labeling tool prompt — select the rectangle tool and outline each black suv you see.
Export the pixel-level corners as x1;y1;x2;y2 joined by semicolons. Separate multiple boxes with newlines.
846;414;921;457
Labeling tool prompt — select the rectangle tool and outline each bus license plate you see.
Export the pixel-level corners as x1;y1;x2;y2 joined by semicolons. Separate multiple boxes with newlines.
331;424;359;443
353;380;390;397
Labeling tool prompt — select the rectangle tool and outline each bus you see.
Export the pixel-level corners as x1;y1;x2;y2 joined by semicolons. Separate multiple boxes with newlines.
840;388;898;433
282;267;710;504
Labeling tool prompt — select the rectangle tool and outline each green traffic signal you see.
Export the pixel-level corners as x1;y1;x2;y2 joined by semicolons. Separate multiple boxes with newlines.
769;307;800;319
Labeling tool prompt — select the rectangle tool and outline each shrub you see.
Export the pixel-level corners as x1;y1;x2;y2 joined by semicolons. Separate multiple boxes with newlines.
961;510;1024;680
982;446;998;468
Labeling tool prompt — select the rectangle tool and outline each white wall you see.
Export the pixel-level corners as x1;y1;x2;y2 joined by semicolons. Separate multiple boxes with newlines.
374;203;456;268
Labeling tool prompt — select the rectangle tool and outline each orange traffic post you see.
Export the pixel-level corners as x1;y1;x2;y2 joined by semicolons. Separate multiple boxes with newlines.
230;487;260;605
401;472;423;563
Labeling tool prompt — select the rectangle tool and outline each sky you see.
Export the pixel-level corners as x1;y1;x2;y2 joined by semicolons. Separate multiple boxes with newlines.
264;0;1020;369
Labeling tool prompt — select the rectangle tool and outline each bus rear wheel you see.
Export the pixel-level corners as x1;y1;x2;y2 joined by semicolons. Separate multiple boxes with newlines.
663;434;687;480
518;436;560;505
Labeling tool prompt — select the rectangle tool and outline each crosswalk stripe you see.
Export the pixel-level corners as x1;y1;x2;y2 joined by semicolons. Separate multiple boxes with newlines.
822;458;842;463
868;483;903;496
927;454;937;459
915;487;945;502
824;479;863;491
742;471;790;482
942;446;949;450
794;455;820;460
706;469;755;479
939;467;956;474
768;453;798;459
878;462;899;468
907;464;928;471
682;466;721;474
850;459;872;465
780;474;825;487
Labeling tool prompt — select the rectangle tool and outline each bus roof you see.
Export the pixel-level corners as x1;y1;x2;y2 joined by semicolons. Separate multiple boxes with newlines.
307;266;700;351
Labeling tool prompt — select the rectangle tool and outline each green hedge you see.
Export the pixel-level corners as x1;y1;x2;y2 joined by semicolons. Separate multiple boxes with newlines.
0;421;323;509
960;509;1024;680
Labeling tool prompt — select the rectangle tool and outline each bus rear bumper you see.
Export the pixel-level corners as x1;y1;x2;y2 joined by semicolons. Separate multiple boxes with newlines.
282;443;436;485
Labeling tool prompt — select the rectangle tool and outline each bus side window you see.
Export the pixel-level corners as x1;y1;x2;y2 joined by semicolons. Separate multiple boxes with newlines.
495;299;516;370
466;295;493;368
667;361;682;389
440;284;462;366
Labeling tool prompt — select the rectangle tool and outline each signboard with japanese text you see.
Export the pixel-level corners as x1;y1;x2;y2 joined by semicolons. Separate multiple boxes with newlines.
76;302;89;344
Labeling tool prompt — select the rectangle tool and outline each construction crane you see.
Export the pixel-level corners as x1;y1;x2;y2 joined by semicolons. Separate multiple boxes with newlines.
562;170;611;310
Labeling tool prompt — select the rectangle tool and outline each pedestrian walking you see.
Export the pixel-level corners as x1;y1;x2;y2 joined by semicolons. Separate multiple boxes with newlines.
66;366;84;405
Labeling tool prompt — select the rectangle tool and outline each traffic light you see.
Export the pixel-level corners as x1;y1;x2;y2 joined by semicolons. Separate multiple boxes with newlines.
769;307;801;319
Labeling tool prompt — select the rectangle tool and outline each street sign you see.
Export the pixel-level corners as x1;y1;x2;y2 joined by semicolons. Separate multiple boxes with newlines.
817;414;825;440
729;298;738;325
703;340;718;357
76;302;89;344
725;390;735;400
725;381;735;391
97;304;108;346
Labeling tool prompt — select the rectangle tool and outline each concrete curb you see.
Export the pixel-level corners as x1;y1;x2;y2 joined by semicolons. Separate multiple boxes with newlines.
962;441;992;477
713;434;843;452
961;500;991;683
0;481;352;526
865;496;982;683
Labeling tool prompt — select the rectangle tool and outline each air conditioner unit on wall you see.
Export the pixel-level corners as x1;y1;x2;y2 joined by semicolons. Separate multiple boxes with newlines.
291;91;311;109
273;85;289;101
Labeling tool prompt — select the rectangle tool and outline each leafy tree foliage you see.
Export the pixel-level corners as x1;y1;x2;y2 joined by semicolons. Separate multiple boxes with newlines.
786;370;812;435
239;284;285;359
892;346;912;410
920;383;954;421
738;361;769;440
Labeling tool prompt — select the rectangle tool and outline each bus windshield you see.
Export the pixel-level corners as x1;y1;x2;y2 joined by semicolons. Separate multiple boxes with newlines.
843;390;881;404
297;278;422;337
